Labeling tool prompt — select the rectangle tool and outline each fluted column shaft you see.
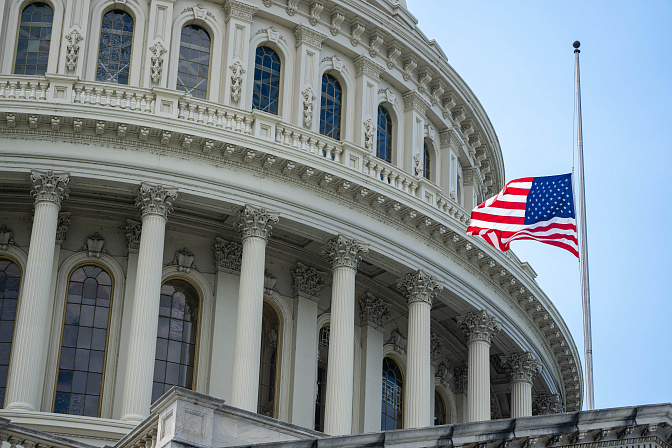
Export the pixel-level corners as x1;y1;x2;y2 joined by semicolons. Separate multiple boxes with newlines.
323;236;368;435
504;352;541;418
510;380;532;417
6;171;69;411
230;206;278;412
120;184;177;421
397;270;443;428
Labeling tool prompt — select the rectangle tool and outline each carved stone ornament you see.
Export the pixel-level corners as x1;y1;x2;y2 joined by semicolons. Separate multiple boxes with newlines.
125;219;141;252
491;395;502;420
309;2;323;26
386;328;407;353
264;269;277;290
435;361;452;387
302;86;316;128
235;206;279;241
430;332;443;360
56;212;71;242
503;351;542;384
533;394;564;415
224;0;258;22
413;153;423;178
31;171;70;205
364;119;375;153
396;269;443;307
213;237;242;272
150;41;167;83
291;261;326;300
229;61;245;102
454;365;467;392
65;29;84;71
294;25;326;49
457;310;502;344
359;292;390;327
0;225;16;250
173;247;195;273
135;184;178;219
379;87;397;106
82;232;106;258
322;234;369;270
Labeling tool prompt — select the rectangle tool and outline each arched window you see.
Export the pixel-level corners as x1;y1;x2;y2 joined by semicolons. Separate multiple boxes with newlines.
258;301;280;417
377;106;393;163
252;46;281;115
176;25;211;99
0;257;21;407
314;324;329;432
423;142;431;180
434;389;447;425
54;265;113;416
14;2;53;76
320;74;342;140
152;278;200;403
381;356;403;430
96;10;134;84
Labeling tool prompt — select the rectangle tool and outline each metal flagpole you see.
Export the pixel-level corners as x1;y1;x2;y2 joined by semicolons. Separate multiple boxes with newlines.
573;40;594;410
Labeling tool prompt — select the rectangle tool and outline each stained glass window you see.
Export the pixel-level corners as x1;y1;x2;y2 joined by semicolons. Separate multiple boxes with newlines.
0;258;20;407
377;106;393;163
14;2;53;76
314;324;329;432
434;389;446;425
54;265;113;417
252;46;281;115
258;301;280;417
381;356;403;430
152;279;199;403
96;10;134;84
176;25;211;99
423;142;431;180
320;74;342;140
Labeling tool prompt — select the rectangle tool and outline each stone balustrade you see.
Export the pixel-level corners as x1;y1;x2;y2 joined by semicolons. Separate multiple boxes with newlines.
0;419;94;448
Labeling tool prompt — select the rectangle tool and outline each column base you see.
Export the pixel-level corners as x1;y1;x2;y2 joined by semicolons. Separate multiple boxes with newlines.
4;402;37;411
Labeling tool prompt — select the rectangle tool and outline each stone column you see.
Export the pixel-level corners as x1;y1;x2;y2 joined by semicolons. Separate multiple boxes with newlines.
457;310;501;422
5;171;69;411
397;270;443;428
230;206;279;412
120;184;177;422
322;235;368;435
503;352;542;418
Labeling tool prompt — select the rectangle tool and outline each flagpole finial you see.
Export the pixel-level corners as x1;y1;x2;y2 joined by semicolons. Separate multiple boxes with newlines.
573;41;581;53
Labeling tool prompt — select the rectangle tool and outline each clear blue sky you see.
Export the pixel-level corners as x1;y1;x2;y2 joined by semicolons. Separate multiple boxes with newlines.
406;0;672;409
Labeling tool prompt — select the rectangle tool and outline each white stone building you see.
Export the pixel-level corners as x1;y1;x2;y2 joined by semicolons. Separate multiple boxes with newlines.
0;0;597;446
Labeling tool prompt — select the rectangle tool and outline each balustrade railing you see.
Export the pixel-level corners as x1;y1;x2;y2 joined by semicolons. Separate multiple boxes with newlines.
274;123;343;164
0;76;48;101
177;96;253;135
73;81;155;113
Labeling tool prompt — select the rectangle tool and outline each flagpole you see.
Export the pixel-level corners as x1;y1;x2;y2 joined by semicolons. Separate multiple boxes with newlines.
574;41;594;410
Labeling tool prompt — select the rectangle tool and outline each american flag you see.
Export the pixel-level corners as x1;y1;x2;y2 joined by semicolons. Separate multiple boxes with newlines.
467;174;579;257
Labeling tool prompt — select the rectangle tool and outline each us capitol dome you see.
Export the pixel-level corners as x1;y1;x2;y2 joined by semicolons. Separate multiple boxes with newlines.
5;1;654;448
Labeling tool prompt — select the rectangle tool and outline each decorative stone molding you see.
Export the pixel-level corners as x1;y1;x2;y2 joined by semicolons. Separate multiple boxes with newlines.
309;2;323;26
184;4;212;21
359;292;390;327
350;18;367;47
491;394;502;419
402;91;430;115
286;0;299;15
322;234;369;270
457;310;502;344
533;394;563;415
224;0;258;22
55;212;71;242
412;153;423;177
430;332;443;360
369;29;386;58
322;55;345;73
379;88;397;106
235;205;279;241
255;27;286;44
353;55;384;79
125;219;141;252
435;361;452;387
387;328;407;353
294;24;326;49
291;261;326;300
229;61;245;102
172;248;195;273
135;184;178;219
213;238;242;272
302;86;316;128
82;232;106;258
364;119;375;152
439;129;453;148
30;170;70;205
264;269;277;290
330;8;345;36
403;57;417;81
503;352;542;384
387;44;402;69
150;41;167;83
396;269;443;307
0;225;16;250
65;29;83;71
454;365;467;392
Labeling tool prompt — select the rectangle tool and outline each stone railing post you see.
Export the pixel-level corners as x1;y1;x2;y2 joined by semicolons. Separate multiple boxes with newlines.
503;352;542;417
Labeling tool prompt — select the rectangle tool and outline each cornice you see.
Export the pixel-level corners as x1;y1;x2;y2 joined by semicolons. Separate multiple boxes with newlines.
293;24;327;49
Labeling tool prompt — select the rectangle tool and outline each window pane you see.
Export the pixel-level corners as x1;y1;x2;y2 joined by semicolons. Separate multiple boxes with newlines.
314;325;329;431
257;302;280;417
320;74;343;141
176;25;211;99
423;143;431;180
252;46;281;115
377;106;393;163
14;2;53;75
381;357;403;430
96;10;134;84
0;258;21;407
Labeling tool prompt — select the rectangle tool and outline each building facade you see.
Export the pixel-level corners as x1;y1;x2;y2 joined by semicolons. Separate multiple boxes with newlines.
0;0;583;444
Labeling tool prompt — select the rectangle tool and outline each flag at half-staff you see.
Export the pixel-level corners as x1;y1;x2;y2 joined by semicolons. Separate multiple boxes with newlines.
466;173;579;257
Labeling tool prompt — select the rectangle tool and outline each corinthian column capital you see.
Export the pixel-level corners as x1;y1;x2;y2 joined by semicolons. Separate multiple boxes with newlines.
235;205;279;241
503;352;542;383
322;235;369;270
30;170;70;205
135;184;178;218
457;310;502;344
396;270;443;306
